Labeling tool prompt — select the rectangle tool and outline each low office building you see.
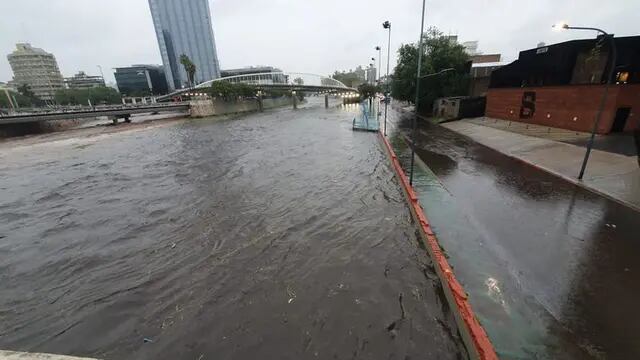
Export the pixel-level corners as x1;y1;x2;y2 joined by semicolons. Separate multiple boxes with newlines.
487;36;640;134
220;66;287;84
65;71;105;89
7;43;64;101
366;66;377;85
468;54;504;96
114;65;168;96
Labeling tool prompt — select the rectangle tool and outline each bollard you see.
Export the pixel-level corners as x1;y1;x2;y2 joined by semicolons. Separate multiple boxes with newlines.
293;94;298;110
325;94;329;108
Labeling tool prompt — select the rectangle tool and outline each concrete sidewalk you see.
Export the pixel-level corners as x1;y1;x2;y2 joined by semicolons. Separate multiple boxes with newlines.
442;119;640;211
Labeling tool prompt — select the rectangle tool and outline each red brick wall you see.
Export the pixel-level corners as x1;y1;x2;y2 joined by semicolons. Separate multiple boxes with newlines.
486;84;640;134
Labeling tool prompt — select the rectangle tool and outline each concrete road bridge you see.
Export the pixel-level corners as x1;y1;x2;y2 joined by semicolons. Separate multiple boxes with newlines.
0;103;190;125
157;72;358;102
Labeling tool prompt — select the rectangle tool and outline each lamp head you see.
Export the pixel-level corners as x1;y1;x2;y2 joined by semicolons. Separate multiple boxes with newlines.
375;46;381;51
383;21;391;29
552;22;569;31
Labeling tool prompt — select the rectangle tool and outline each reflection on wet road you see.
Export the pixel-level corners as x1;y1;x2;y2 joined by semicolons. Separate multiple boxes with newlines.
0;100;465;359
386;107;640;359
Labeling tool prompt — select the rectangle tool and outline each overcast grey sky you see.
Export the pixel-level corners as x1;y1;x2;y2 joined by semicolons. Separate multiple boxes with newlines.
0;0;638;84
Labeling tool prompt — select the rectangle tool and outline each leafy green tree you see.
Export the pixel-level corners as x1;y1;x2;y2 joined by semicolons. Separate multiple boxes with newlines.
357;83;380;100
54;86;121;105
391;27;470;113
179;54;197;89
0;90;32;108
208;82;256;101
235;83;257;98
332;70;363;88
16;84;43;106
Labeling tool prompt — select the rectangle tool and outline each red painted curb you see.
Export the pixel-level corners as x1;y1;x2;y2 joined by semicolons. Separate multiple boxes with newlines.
378;131;498;360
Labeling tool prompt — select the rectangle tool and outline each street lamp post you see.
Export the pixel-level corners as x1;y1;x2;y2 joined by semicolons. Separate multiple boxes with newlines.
407;68;455;185
554;23;617;180
97;65;106;84
409;0;427;186
382;20;391;136
375;46;382;83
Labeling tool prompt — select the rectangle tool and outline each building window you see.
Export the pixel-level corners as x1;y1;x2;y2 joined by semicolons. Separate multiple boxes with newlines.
617;71;629;84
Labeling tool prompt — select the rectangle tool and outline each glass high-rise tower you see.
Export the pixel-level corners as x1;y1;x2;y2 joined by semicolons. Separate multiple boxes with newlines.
148;0;221;91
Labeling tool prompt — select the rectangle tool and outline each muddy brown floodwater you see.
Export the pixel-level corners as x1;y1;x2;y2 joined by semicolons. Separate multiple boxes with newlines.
0;100;467;359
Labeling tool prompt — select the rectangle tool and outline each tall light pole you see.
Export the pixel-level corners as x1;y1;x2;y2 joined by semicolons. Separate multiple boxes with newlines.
97;65;106;85
409;0;427;186
382;21;391;136
371;58;376;84
554;22;617;180
375;46;382;83
407;68;454;185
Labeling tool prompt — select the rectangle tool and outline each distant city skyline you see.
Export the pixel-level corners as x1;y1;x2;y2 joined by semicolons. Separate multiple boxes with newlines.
1;0;639;85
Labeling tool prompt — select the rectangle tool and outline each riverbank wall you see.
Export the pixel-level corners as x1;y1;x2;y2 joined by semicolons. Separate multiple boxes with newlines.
190;96;293;117
0;118;82;138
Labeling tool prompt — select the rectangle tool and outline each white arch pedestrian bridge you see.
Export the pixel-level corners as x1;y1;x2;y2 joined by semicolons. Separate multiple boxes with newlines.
157;72;357;101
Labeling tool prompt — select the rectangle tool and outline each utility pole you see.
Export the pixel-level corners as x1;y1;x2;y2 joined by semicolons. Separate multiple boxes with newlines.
409;0;427;186
382;21;392;136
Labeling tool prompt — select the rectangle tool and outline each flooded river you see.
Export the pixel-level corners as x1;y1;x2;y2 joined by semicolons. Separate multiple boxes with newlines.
0;100;466;359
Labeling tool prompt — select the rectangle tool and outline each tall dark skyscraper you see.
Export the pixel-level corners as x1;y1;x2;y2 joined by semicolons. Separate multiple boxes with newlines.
148;0;221;91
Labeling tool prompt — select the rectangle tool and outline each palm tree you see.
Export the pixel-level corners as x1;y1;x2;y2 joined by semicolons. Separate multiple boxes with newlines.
179;54;197;89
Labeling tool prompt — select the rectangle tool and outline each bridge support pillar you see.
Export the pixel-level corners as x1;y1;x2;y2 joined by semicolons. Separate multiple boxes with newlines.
325;94;329;108
257;93;264;112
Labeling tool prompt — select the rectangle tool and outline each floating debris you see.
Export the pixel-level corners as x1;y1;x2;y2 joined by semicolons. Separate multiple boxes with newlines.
286;285;296;304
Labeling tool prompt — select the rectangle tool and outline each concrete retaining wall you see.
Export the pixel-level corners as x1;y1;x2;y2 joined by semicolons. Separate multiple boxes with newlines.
190;97;292;118
0;118;81;138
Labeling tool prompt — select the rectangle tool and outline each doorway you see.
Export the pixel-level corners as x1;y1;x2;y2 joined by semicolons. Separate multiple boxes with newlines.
611;107;631;132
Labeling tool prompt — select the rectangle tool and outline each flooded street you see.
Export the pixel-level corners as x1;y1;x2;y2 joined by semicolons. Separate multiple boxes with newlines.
0;100;466;359
386;107;640;359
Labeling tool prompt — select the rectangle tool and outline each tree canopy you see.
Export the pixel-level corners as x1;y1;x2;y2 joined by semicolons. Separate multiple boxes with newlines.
331;70;364;88
357;83;380;99
54;86;121;105
0;90;33;108
16;84;44;106
391;27;470;113
208;81;257;101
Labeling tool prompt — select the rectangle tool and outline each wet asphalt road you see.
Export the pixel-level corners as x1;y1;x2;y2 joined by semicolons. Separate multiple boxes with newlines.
0;100;466;359
385;107;640;359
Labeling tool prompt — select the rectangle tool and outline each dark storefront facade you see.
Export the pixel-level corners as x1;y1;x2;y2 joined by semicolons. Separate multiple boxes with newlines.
486;36;640;134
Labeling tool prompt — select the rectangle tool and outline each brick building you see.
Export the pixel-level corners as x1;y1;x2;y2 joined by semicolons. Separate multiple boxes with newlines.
486;36;640;134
